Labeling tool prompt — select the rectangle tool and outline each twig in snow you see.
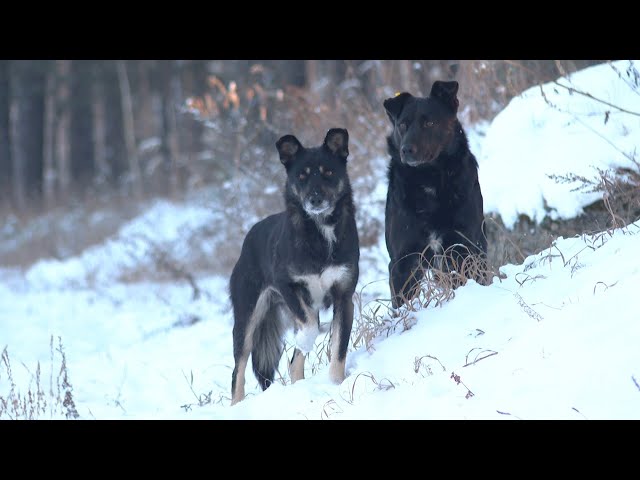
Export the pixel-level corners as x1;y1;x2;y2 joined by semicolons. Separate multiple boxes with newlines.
450;371;475;399
463;349;498;367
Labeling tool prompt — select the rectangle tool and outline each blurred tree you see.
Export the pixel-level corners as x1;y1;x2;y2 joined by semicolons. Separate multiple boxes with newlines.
271;60;305;87
98;61;127;187
0;59;610;214
135;60;155;140
158;60;180;197
305;60;317;91
349;60;382;108
69;60;96;195
54;60;71;201
11;60;47;210
43;60;57;207
0;60;10;205
117;60;143;198
180;60;208;163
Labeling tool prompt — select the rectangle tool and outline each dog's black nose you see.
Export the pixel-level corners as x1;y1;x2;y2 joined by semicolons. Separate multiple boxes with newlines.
401;144;417;156
309;194;323;207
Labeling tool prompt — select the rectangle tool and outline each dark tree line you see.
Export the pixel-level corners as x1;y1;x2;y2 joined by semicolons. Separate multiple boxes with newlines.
0;60;217;212
0;60;601;213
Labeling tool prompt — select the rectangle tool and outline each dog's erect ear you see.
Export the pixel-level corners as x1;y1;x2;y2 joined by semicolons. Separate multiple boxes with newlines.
383;92;412;123
323;128;349;160
430;80;459;112
276;134;303;166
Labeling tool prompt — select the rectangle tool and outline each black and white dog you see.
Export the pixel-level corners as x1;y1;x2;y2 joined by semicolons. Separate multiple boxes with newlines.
384;81;488;307
230;128;360;405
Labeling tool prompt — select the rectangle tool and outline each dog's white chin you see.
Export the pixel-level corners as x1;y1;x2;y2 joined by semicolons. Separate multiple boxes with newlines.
402;154;438;167
403;158;429;167
304;204;331;216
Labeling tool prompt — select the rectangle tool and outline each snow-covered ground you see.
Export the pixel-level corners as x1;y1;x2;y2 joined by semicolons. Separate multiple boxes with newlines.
479;59;640;228
1;60;639;419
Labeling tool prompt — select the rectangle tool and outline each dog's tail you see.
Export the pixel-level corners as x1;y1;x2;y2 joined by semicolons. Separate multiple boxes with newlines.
251;307;285;391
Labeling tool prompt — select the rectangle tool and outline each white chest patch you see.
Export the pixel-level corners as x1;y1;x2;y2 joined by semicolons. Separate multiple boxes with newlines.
292;265;351;309
319;224;336;245
428;232;443;254
428;232;443;269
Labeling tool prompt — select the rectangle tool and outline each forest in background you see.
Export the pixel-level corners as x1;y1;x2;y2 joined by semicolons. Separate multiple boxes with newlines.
0;60;602;213
0;60;611;272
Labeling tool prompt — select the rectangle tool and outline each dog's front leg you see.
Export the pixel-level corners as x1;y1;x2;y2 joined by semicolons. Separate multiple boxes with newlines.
389;254;422;308
328;292;354;384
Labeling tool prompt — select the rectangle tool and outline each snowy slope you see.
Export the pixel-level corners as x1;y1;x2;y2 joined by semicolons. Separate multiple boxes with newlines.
2;214;639;419
2;61;640;420
23;200;222;290
186;222;640;420
479;60;640;228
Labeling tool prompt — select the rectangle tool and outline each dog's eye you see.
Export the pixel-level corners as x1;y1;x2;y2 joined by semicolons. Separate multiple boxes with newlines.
424;120;434;127
324;170;333;178
298;173;307;181
398;122;407;132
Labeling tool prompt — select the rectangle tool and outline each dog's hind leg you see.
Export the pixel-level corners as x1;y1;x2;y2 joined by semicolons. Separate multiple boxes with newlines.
289;348;305;383
231;320;252;406
231;288;275;405
328;293;354;384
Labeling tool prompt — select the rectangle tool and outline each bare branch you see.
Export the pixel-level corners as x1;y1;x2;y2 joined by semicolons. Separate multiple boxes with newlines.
504;59;640;117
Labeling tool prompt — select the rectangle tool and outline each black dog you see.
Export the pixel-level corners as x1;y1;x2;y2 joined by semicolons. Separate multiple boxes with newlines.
230;128;360;405
383;81;487;307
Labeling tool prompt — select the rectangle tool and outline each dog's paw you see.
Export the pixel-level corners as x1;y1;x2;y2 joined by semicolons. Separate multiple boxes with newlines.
328;361;346;384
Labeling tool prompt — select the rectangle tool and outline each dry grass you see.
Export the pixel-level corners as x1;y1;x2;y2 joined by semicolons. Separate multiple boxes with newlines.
484;157;640;271
117;234;206;298
549;159;640;233
414;355;446;377
455;60;603;124
341;372;396;406
352;246;500;354
450;371;475;400
393;245;498;310
0;336;79;420
179;369;229;412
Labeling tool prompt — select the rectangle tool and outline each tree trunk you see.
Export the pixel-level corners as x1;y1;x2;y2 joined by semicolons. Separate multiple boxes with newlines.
137;60;155;140
117;60;143;199
305;60;318;90
0;60;11;205
100;61;127;187
69;60;95;195
271;60;305;87
353;59;381;108
11;60;46;211
159;60;180;197
43;62;57;208
92;67;106;189
180;60;207;161
398;60;413;92
55;60;71;202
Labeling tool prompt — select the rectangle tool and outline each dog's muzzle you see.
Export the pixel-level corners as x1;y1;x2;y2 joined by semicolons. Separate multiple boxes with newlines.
401;144;438;166
401;153;436;167
304;193;331;216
